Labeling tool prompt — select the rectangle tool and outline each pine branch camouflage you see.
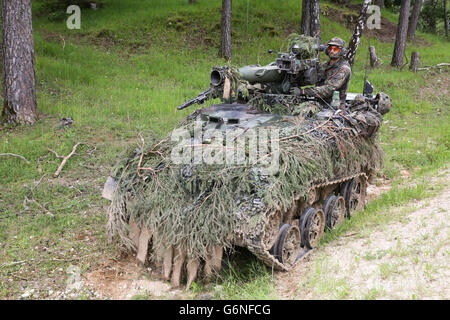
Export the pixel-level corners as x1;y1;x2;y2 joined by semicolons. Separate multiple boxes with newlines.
106;102;385;261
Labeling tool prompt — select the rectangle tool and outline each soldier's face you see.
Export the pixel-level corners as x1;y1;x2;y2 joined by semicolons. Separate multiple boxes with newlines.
328;45;341;58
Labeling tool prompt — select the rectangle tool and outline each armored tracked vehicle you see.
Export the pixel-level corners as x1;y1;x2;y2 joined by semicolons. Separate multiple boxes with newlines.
103;34;391;287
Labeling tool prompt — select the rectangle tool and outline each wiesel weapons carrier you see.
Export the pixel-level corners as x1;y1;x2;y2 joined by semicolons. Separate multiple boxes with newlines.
103;34;391;288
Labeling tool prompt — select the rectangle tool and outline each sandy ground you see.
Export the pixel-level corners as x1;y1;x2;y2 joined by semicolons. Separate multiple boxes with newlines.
275;173;449;300
83;256;187;300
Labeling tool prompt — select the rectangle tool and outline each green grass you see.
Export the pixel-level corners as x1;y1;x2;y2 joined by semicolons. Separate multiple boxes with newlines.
213;261;277;299
0;0;449;299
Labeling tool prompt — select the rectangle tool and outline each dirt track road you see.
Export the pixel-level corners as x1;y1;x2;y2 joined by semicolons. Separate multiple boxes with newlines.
275;173;449;300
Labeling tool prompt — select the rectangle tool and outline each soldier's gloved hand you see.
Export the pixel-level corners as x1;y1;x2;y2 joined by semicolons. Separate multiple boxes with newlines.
302;87;316;97
289;87;301;96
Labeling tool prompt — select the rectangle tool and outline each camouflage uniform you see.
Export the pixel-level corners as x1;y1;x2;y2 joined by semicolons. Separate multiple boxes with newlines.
350;94;383;138
308;58;351;104
303;38;351;107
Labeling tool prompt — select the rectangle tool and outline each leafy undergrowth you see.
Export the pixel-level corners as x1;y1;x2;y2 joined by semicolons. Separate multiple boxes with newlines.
0;0;449;299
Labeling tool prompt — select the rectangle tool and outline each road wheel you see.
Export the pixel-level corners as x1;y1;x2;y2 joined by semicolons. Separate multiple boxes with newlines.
304;208;325;249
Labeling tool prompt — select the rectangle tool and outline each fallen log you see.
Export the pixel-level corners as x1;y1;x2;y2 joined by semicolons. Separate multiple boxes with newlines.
417;63;450;71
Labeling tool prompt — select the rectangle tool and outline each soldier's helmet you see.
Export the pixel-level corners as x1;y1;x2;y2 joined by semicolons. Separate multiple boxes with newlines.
376;92;392;115
326;37;346;58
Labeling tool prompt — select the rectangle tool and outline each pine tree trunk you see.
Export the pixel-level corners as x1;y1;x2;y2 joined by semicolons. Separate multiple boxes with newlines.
391;0;411;67
445;0;448;38
407;0;423;40
374;0;385;8
410;51;420;72
369;46;379;67
220;0;232;60
310;0;320;37
426;0;438;33
1;0;38;124
301;0;311;36
345;0;372;66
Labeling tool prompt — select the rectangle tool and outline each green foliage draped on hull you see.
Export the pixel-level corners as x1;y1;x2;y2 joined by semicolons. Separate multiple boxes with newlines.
106;106;384;262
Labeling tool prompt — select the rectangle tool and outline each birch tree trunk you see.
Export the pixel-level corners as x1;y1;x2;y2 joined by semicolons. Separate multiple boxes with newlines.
407;0;423;40
391;0;411;67
1;0;38;124
345;0;372;66
220;0;232;60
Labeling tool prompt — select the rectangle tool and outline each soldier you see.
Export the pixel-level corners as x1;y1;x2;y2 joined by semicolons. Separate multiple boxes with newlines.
300;37;351;110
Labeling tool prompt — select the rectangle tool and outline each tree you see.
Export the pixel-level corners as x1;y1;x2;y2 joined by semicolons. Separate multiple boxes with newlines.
391;0;411;67
220;0;232;60
374;0;385;7
301;0;320;37
310;0;320;37
1;0;38;124
420;0;439;33
301;0;311;36
345;0;372;66
407;0;424;40
444;0;448;37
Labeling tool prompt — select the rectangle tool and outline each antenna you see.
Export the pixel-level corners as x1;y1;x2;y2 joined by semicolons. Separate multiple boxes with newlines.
364;37;370;83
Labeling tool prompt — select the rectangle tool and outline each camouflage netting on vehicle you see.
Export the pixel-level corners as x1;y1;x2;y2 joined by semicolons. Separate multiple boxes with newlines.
248;93;323;116
285;33;317;59
107;115;384;262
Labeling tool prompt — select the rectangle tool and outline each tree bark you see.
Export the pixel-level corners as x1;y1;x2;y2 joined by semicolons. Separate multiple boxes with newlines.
410;51;420;72
445;0;448;38
345;0;372;66
301;0;320;37
220;0;232;60
301;0;311;36
407;0;423;40
310;0;320;37
426;0;438;33
369;45;379;67
391;0;411;67
1;0;38;124
374;0;385;7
